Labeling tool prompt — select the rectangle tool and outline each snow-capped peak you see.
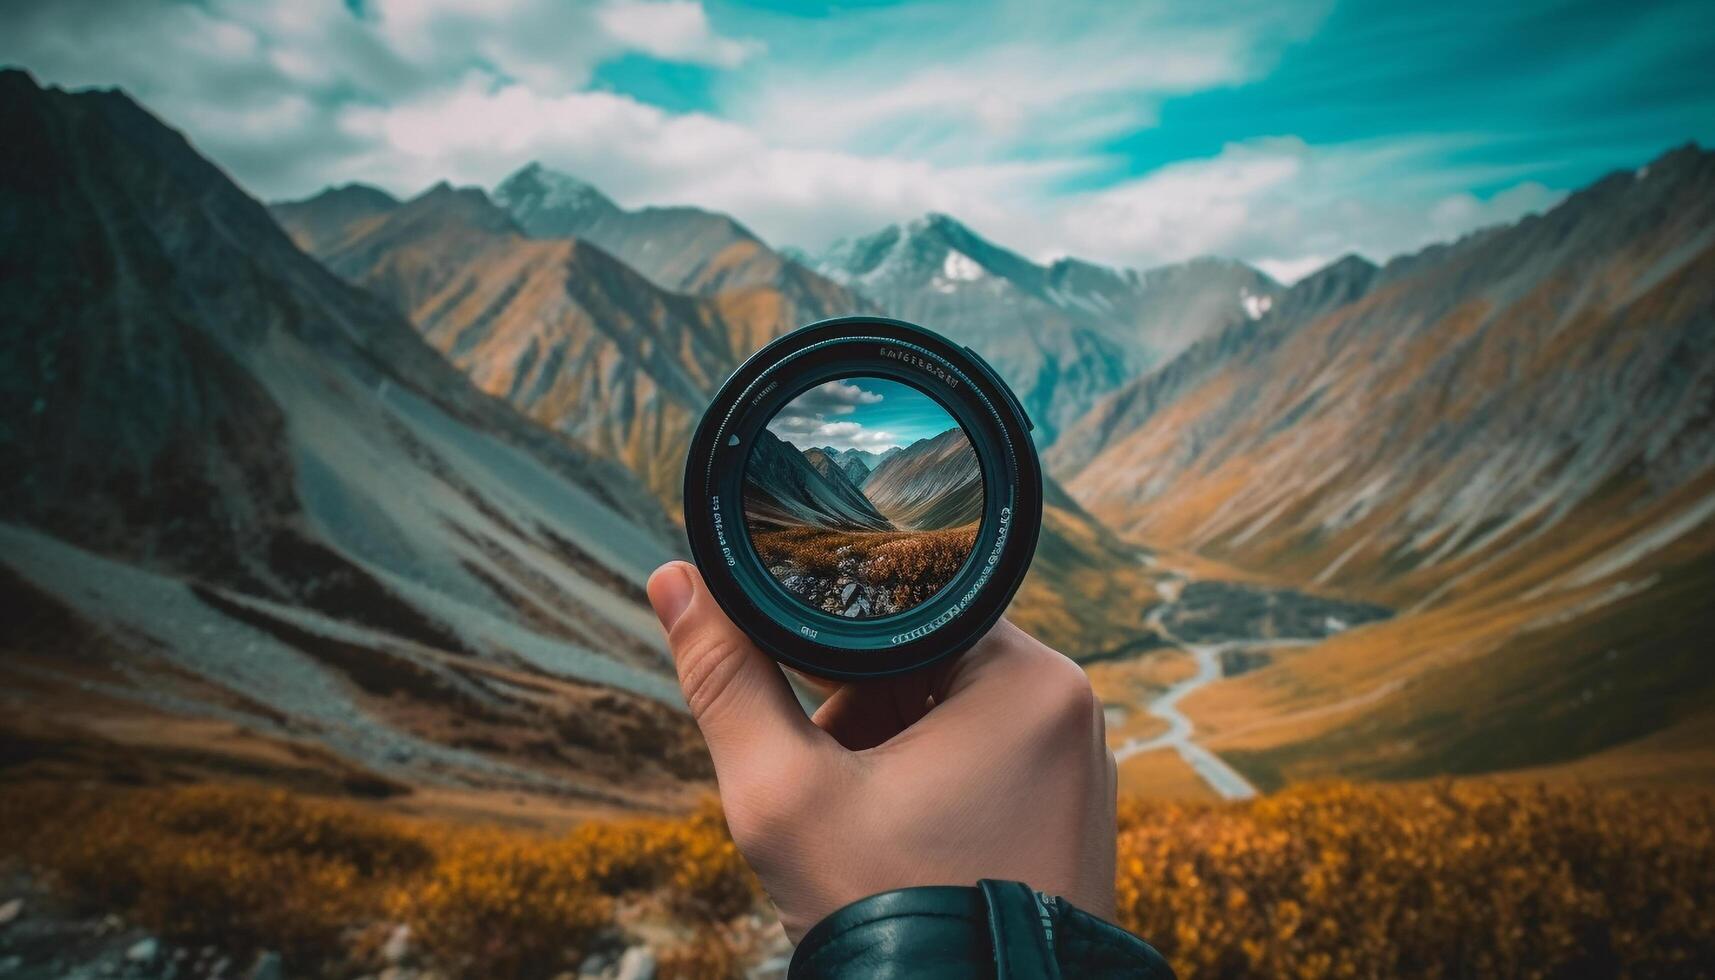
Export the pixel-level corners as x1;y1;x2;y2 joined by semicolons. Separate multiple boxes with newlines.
941;249;984;282
495;163;618;218
534;171;607;211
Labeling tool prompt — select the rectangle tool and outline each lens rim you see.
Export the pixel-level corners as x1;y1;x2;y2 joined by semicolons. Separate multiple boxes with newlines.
684;316;1042;679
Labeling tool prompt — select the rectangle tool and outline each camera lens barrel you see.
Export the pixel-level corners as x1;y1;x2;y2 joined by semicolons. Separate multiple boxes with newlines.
684;316;1042;679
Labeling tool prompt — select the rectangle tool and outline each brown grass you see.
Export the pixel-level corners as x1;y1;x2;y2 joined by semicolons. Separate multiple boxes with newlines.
752;522;978;609
0;784;757;979
1117;781;1715;979
3;779;1711;978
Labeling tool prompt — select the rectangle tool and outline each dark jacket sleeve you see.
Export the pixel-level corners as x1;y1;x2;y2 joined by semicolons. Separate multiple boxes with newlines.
788;879;1175;979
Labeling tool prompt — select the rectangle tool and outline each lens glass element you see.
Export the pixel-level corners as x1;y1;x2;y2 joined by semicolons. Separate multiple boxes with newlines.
742;376;984;619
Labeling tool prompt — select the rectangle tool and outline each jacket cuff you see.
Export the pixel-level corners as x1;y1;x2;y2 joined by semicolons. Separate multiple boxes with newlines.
788;880;1174;979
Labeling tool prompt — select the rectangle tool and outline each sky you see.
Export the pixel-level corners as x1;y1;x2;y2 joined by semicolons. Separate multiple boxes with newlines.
767;378;957;453
3;0;1711;281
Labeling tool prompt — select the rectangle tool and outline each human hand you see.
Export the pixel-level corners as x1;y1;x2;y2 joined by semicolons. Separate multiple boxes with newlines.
646;560;1117;941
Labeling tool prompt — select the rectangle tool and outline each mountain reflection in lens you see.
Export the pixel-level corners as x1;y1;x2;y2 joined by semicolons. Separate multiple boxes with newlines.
743;377;983;619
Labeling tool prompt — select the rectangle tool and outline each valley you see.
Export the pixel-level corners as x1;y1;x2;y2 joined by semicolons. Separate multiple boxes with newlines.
743;390;985;620
3;68;1711;820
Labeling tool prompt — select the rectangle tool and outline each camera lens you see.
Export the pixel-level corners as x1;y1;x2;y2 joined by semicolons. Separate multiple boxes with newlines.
746;375;982;620
684;317;1042;679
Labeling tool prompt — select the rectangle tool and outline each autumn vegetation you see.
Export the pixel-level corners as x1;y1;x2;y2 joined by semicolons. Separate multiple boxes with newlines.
752;521;979;608
2;780;1711;978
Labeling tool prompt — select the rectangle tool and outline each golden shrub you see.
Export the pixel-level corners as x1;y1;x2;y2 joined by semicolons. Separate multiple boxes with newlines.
0;784;757;979
752;522;980;608
1113;781;1715;979
657;929;743;979
399;828;612;978
4;780;1711;978
0;784;421;962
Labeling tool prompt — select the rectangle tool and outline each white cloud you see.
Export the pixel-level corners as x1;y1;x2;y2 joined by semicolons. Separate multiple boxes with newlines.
728;2;1306;167
333;76;1080;249
597;0;761;68
1039;137;1565;277
742;37;1239;157
769;418;902;453
0;0;1573;279
788;380;885;416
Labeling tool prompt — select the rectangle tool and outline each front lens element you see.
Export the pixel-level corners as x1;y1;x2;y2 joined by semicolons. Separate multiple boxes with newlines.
743;377;984;619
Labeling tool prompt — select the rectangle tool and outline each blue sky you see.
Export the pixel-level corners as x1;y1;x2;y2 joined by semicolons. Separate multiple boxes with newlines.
4;0;1710;280
768;378;958;452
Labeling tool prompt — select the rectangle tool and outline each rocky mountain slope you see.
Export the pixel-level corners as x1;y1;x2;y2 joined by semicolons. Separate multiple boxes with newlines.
269;183;400;256
861;428;984;530
828;446;896;477
836;453;871;485
801;446;859;492
808;214;1281;442
1051;144;1715;783
493;162;865;326
276;175;1166;660
1055;145;1715;604
742;432;893;531
273;183;764;508
0;70;707;810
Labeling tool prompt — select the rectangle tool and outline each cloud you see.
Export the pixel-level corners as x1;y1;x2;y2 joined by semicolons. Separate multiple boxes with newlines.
729;0;1322;167
596;0;761;69
780;380;884;417
768;417;902;453
0;0;1631;279
331;74;1079;249
0;0;761;190
1039;137;1565;278
767;381;906;451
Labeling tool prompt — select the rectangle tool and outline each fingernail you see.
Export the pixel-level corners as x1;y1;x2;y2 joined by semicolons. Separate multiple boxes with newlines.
648;562;694;632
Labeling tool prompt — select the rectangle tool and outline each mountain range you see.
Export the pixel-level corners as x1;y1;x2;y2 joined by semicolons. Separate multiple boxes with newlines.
270;172;877;512
0;70;708;809
821;445;898;484
861;429;985;530
806;214;1283;442
6;66;1711;800
494;162;863;323
1052;143;1715;786
271;181;757;508
272;166;1165;659
743;432;893;532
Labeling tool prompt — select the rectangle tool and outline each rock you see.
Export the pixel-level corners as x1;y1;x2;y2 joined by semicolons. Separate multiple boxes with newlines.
382;924;411;964
248;951;283;980
127;938;160;963
577;950;613;977
614;946;655;980
0;898;20;926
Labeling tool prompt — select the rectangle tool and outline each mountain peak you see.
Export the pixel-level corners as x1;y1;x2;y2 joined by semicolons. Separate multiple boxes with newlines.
919;211;968;233
397;182;519;236
269;182;402;255
306;182;398;209
494;162;622;224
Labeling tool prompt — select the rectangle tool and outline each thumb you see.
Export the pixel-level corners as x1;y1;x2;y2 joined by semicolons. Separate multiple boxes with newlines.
647;561;822;773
